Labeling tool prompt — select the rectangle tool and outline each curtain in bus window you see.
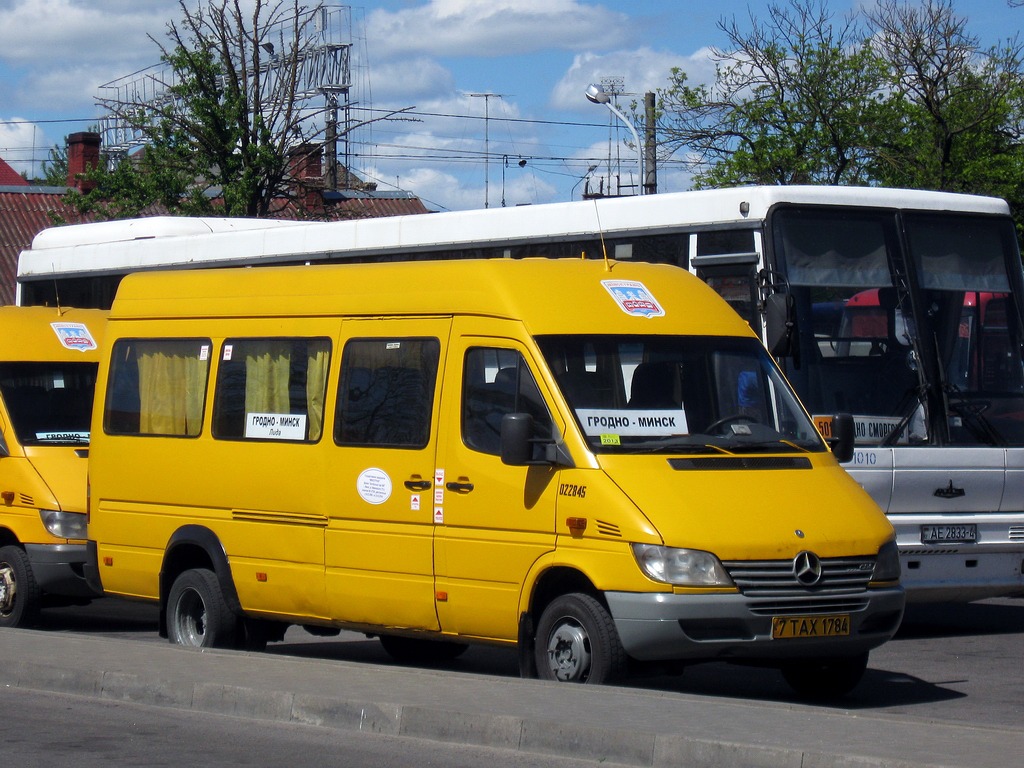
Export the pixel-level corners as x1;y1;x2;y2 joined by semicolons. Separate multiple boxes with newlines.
137;341;209;436
307;344;330;441
905;215;1012;292
776;210;891;287
245;341;292;415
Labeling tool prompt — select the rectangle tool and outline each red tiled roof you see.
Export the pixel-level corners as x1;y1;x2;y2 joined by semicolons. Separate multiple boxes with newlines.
0;190;92;305
0;158;29;186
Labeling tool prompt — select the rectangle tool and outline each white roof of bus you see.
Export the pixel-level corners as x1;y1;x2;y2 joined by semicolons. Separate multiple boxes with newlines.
18;186;1010;279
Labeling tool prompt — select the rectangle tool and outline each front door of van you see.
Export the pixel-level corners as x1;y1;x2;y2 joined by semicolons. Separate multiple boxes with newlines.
433;319;561;641
325;318;451;631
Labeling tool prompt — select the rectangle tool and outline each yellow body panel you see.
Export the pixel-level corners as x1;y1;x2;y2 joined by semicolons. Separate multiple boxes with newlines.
88;259;897;649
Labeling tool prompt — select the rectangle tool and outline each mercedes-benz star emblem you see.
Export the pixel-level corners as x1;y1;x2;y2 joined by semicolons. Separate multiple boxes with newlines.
793;551;823;586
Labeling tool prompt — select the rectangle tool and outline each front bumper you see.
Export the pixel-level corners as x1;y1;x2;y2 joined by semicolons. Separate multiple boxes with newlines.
605;586;905;662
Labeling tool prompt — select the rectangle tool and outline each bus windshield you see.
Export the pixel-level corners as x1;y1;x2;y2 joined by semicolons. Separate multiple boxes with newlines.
0;363;97;446
536;335;826;455
772;207;1024;446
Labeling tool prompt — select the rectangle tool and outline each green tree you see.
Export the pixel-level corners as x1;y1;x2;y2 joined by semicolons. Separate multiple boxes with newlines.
657;0;886;188
866;0;1024;201
72;0;334;219
39;145;69;187
657;0;1024;204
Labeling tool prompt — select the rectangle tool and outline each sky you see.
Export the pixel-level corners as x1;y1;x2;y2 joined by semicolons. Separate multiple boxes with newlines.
0;0;1020;212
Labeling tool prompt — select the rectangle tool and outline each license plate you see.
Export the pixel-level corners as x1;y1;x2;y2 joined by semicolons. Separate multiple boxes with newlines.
772;614;850;639
921;524;977;544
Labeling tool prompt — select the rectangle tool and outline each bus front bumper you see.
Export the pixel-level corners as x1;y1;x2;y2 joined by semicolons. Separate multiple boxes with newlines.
605;587;905;662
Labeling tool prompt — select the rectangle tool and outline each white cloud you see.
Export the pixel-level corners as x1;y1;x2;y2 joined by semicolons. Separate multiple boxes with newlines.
368;57;456;103
552;46;717;112
365;0;633;59
0;0;168;64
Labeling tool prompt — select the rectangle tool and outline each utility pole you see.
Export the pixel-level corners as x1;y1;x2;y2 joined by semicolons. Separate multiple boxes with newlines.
644;91;657;195
467;92;504;208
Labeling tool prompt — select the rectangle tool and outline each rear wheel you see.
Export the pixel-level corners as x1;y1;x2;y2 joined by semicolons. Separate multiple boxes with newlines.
0;545;42;629
379;635;469;664
166;568;236;648
534;593;627;684
781;652;869;699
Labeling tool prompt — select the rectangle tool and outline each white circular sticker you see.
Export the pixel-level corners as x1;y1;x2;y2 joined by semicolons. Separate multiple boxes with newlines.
356;468;392;505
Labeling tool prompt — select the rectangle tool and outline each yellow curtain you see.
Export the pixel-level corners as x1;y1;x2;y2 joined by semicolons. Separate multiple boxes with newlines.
306;341;330;441
137;342;209;436
244;342;292;415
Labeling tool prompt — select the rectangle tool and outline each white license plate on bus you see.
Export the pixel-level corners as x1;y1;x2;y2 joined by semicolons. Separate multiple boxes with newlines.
921;524;977;544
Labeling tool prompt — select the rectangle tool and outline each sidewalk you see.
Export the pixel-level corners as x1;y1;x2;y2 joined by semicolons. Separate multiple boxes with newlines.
0;627;1017;768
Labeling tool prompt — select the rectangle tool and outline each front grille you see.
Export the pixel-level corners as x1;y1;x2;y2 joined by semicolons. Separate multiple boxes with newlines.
722;555;875;597
746;597;870;616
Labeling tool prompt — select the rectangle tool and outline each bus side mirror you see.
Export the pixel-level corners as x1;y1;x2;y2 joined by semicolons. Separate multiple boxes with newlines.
500;413;534;466
829;413;855;463
765;292;797;357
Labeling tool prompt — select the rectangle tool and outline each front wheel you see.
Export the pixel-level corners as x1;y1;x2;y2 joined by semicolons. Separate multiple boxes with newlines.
166;568;237;648
781;652;869;699
0;545;42;629
534;593;628;684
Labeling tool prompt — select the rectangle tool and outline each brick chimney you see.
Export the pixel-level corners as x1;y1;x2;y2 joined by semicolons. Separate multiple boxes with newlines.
66;132;101;192
288;143;323;212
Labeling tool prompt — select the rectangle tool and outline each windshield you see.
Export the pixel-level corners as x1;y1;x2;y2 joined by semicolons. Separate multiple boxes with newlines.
536;335;825;455
773;206;1024;446
0;362;97;446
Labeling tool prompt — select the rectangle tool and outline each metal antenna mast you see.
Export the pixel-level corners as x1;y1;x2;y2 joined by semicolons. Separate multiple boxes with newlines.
96;5;356;188
466;92;505;208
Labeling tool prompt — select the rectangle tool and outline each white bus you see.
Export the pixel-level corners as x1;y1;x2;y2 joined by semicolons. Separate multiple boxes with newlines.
17;185;1024;603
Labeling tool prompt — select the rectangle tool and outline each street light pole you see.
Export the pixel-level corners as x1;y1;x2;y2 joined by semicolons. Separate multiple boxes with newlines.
585;83;643;195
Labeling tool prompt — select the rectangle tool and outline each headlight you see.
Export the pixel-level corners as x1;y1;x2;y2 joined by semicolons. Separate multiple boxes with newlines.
631;543;734;587
872;539;901;583
39;509;87;540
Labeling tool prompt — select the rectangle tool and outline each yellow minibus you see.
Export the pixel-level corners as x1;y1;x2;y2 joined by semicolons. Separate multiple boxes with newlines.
85;259;903;698
0;306;107;627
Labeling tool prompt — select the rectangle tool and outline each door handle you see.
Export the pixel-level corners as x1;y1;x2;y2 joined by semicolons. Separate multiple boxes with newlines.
404;479;432;491
445;481;474;493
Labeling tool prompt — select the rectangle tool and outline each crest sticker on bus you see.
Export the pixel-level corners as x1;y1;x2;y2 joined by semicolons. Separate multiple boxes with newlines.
50;322;97;352
601;280;665;318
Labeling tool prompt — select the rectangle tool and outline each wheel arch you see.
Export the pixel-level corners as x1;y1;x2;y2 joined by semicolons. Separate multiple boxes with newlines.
517;564;605;678
158;525;242;637
0;527;20;549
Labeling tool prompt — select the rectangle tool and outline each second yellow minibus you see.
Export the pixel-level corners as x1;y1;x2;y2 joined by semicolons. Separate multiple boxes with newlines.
85;258;903;698
1;306;107;627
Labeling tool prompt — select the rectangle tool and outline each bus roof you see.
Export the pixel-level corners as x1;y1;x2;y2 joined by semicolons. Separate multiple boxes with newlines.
19;186;1010;281
108;258;752;339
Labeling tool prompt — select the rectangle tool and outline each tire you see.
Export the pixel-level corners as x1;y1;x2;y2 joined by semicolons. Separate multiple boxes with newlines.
0;545;42;629
379;634;469;664
534;593;628;684
781;652;869;700
166;568;237;648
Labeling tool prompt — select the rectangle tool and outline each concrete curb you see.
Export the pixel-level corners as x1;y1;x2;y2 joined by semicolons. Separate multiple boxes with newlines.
7;627;1015;768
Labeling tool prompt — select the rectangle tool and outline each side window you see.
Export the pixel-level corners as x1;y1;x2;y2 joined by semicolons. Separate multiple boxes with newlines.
213;338;331;442
462;348;553;457
105;338;211;437
335;337;439;449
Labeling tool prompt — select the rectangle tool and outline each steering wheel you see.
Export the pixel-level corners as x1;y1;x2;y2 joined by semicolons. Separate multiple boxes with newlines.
704;413;757;434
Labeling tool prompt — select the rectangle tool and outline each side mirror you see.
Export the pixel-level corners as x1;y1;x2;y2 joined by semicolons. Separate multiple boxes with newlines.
500;413;534;466
765;292;797;357
829;413;855;463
